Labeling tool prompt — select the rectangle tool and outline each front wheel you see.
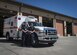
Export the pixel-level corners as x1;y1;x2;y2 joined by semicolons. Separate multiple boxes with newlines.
31;33;39;47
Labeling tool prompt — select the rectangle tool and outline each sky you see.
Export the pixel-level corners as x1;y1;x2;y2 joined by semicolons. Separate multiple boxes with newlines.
16;0;77;18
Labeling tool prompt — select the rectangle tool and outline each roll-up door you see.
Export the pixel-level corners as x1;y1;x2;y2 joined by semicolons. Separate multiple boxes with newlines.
73;23;77;35
56;20;64;36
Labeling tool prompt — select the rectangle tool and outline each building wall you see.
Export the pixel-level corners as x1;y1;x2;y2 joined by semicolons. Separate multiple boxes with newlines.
0;1;54;18
55;15;73;22
0;1;19;11
0;1;77;36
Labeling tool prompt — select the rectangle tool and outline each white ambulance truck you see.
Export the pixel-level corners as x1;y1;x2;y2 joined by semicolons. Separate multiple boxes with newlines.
3;15;58;46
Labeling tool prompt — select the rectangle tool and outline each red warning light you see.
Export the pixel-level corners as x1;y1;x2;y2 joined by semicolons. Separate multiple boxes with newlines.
18;18;21;20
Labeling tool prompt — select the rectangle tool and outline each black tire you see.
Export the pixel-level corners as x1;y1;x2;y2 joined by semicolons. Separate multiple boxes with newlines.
6;33;13;41
31;33;39;47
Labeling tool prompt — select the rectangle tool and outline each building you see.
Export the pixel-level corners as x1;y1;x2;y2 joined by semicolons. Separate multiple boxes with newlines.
0;0;77;37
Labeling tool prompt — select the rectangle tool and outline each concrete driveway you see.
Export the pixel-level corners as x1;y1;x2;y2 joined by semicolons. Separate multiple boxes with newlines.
0;36;77;55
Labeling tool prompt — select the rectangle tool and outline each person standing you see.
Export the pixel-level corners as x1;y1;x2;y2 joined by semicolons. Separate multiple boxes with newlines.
21;22;29;47
27;23;38;46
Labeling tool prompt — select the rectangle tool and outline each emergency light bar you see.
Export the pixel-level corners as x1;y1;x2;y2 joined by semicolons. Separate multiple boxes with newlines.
27;16;38;22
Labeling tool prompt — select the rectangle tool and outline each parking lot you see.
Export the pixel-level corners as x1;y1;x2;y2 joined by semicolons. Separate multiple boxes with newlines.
0;36;77;55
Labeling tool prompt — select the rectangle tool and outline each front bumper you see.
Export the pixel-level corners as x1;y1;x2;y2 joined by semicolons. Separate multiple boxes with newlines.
37;32;58;43
38;35;58;43
39;39;57;43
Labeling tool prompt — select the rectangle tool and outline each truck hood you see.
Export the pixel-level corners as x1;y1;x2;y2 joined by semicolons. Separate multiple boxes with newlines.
34;26;56;31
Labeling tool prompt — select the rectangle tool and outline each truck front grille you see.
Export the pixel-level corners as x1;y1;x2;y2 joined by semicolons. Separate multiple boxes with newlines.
45;30;57;35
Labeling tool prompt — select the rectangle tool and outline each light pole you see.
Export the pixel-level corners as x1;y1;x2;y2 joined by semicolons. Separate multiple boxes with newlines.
18;3;23;16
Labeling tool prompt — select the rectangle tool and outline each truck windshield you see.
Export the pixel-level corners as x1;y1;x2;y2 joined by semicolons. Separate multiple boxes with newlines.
28;22;42;26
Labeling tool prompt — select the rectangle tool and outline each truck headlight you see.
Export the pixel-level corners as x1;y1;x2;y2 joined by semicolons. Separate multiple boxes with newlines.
35;28;45;34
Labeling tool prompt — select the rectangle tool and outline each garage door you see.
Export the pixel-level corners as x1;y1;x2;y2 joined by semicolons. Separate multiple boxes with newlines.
73;23;77;35
56;20;64;36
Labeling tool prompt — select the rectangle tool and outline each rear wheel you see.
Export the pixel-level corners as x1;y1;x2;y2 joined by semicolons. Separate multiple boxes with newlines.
6;33;13;41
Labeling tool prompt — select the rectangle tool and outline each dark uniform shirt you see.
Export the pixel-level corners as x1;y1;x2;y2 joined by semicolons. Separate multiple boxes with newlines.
21;22;29;31
27;26;35;31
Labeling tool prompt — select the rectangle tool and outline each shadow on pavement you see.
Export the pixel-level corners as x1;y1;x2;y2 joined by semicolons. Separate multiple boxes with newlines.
0;37;54;48
33;43;54;48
